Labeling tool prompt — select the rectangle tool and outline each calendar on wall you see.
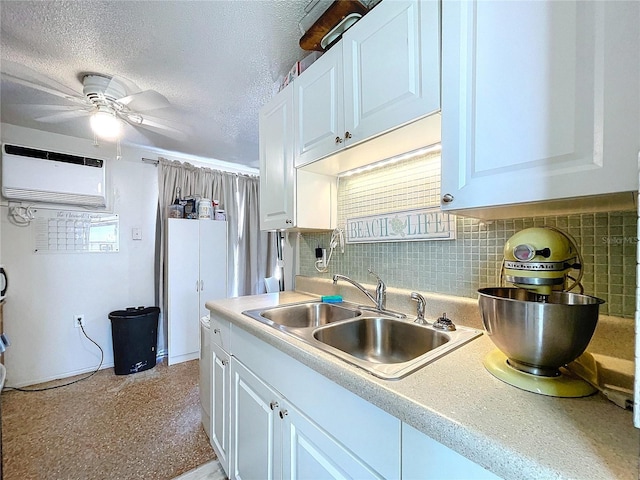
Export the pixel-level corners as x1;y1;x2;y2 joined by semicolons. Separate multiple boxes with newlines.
33;209;119;253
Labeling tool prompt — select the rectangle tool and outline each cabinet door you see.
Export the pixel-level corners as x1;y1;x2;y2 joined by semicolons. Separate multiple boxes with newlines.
402;423;499;479
294;44;344;167
343;0;440;145
199;220;228;318
200;320;212;439
211;342;230;475
230;358;282;480
296;170;337;230
260;86;295;230
441;0;640;211
282;401;383;479
167;219;200;365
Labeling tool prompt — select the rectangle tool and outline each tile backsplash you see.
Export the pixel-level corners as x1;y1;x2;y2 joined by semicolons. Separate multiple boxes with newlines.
299;152;637;318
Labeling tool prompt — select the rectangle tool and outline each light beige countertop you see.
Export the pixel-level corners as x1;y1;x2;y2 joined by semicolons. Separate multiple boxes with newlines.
206;287;639;480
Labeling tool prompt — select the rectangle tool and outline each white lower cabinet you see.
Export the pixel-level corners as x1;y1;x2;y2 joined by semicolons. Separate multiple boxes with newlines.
199;317;211;439
402;423;500;480
281;400;383;479
230;358;281;479
227;323;400;480
210;342;230;474
230;357;387;479
212;312;500;479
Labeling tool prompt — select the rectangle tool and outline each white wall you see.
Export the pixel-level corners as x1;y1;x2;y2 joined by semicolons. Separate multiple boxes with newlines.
1;125;158;386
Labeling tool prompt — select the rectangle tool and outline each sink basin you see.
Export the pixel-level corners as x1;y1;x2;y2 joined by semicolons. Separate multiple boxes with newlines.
311;317;481;379
313;317;449;364
244;301;361;329
243;301;482;379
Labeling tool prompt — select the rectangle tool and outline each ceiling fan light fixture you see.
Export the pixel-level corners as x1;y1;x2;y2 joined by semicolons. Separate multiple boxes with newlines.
90;106;122;139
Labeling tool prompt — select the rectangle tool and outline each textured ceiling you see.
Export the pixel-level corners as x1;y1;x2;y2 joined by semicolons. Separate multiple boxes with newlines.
0;0;310;169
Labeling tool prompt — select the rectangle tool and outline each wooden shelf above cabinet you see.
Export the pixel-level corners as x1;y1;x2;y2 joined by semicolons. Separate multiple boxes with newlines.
300;0;369;51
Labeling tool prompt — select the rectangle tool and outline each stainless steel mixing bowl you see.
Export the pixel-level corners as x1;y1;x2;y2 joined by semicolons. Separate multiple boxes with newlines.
478;287;604;376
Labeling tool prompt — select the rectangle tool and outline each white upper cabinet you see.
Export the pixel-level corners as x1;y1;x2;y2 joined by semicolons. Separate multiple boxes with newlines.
343;0;440;145
294;44;344;167
440;0;640;214
259;86;295;230
259;85;338;231
294;0;441;168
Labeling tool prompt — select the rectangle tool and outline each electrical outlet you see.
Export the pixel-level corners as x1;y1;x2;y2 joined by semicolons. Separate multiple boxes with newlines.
74;314;85;328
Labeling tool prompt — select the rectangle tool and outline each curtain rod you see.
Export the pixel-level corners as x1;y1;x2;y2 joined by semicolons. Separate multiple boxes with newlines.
146;156;259;179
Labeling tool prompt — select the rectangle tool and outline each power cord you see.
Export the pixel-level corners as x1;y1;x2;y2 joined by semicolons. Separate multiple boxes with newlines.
8;204;36;226
315;227;345;273
3;323;104;392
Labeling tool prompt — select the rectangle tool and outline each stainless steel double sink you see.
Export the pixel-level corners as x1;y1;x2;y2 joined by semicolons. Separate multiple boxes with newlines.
243;301;482;380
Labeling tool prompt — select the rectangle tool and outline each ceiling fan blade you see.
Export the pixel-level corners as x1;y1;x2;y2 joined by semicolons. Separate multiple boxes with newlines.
10;103;94;121
35;109;91;123
1;72;87;106
118;90;171;112
123;112;187;141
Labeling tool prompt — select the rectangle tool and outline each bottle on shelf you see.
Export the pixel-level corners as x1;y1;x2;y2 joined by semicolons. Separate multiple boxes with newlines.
168;187;184;218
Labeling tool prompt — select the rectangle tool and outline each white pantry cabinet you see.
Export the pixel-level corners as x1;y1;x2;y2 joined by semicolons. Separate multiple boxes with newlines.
440;0;640;216
166;219;227;365
259;85;337;231
294;0;441;168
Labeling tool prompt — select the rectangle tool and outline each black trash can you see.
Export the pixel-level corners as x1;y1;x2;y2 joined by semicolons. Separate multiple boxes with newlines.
109;306;160;375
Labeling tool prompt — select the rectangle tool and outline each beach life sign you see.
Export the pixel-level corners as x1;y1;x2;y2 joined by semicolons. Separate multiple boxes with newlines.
346;207;456;243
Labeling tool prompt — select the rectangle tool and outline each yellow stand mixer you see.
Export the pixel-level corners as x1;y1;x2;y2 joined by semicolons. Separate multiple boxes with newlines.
478;226;605;397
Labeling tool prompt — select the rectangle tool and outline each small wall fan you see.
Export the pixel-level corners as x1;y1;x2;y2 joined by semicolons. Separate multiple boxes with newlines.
2;64;184;141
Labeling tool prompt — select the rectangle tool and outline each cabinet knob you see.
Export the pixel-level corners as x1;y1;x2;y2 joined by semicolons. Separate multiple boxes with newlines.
279;409;288;419
285;219;293;225
269;401;279;411
221;359;228;366
344;131;352;139
200;280;204;291
335;136;343;144
213;328;220;334
442;193;454;203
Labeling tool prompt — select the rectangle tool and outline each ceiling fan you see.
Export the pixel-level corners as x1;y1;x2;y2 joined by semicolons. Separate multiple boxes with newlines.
2;65;185;142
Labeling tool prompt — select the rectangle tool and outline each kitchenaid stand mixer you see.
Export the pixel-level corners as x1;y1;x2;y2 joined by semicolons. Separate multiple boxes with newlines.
478;227;605;397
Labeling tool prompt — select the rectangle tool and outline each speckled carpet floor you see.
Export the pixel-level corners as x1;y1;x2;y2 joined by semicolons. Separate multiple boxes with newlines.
1;359;216;479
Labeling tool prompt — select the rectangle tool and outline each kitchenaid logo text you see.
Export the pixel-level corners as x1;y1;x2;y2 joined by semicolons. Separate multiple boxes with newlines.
601;236;638;245
346;208;456;243
504;261;568;271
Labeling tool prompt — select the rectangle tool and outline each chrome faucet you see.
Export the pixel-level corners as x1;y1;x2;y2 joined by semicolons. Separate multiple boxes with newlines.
333;269;406;318
410;292;428;325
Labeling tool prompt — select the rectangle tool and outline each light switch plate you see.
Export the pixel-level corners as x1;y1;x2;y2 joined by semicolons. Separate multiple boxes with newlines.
132;227;142;240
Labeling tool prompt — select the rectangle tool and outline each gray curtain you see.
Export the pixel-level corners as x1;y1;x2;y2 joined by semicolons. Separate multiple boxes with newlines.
156;158;275;341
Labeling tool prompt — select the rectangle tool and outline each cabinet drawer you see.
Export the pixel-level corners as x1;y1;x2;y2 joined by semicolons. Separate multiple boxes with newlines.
210;314;230;351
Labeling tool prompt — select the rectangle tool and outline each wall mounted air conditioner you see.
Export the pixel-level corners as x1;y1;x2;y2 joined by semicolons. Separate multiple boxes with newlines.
1;144;107;207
